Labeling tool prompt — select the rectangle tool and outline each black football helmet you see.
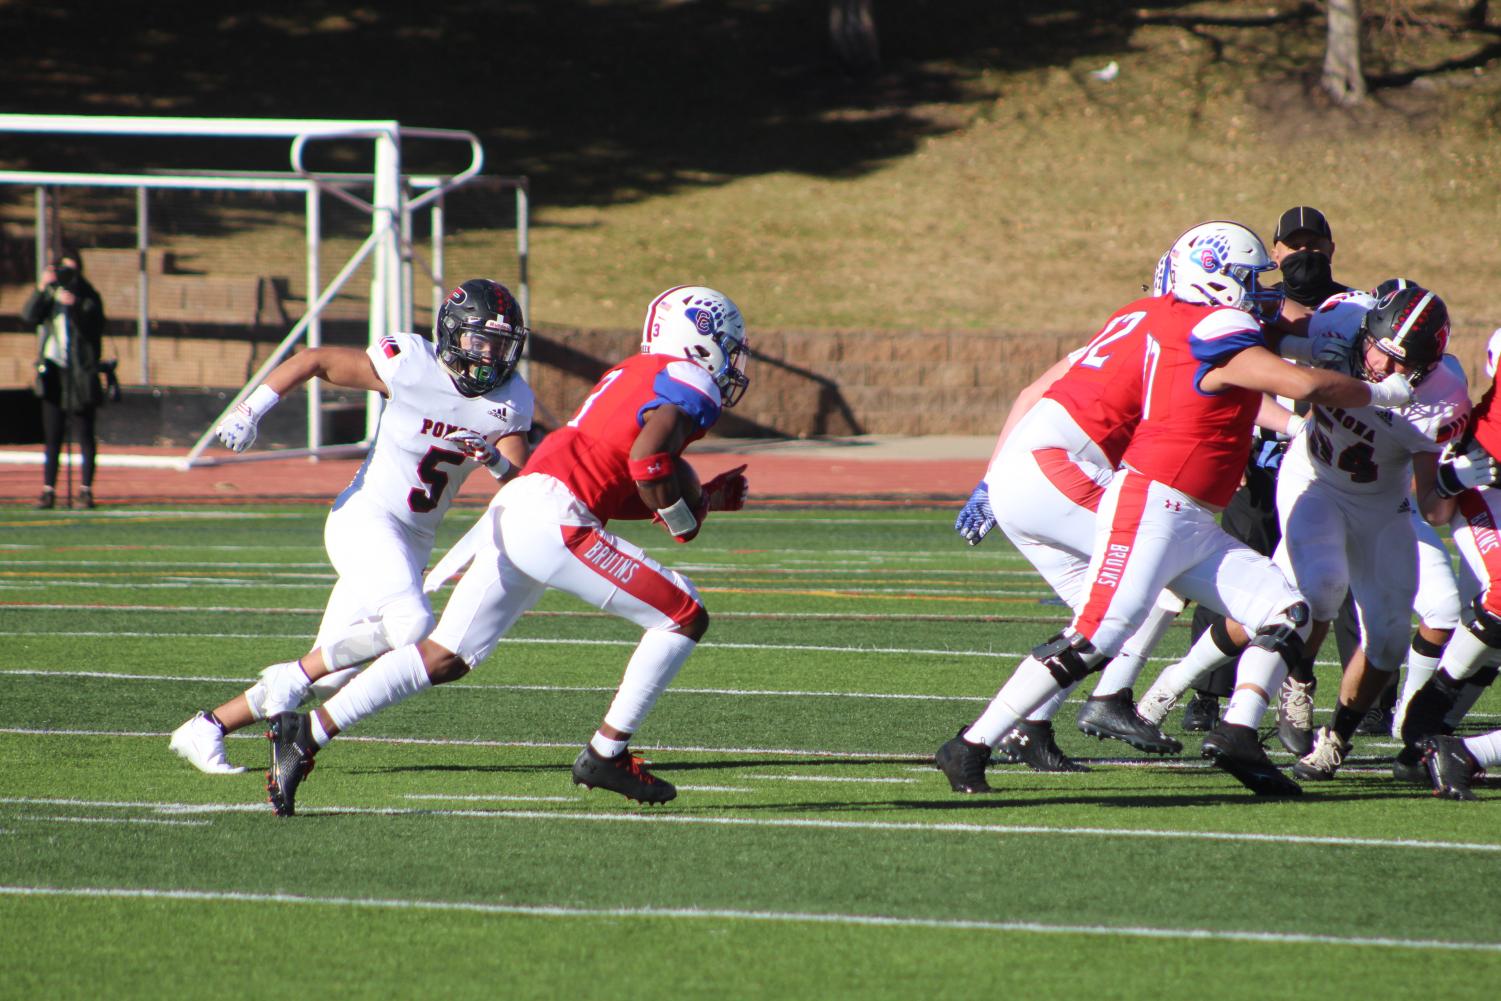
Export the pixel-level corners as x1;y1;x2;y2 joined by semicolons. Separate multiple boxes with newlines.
435;278;527;395
1360;284;1449;386
1370;276;1419;300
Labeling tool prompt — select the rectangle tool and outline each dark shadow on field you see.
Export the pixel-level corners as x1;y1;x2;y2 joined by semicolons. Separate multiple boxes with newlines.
0;0;1233;215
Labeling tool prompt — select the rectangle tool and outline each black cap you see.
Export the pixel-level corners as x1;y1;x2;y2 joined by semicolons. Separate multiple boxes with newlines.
1274;206;1332;245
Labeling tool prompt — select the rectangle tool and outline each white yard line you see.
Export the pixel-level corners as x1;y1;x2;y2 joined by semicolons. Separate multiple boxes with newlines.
3;796;1499;854
1;884;1497;951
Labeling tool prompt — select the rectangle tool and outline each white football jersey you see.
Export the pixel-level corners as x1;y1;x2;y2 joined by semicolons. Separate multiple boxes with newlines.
1286;299;1470;496
335;331;535;538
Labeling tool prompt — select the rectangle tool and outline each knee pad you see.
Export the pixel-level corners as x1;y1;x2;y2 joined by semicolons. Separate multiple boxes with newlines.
1031;631;1108;687
1467;597;1501;648
378;598;437;650
1249;601;1311;664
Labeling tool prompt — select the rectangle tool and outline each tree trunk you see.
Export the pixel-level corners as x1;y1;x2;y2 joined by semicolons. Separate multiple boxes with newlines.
829;0;879;73
1323;0;1366;105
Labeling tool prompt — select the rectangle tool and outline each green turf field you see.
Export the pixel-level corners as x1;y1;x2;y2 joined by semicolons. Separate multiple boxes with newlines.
3;503;1499;1000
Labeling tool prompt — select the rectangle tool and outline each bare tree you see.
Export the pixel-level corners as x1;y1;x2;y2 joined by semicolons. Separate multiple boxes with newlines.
1323;0;1367;104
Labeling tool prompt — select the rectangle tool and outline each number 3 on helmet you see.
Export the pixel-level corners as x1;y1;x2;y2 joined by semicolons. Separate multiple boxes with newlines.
435;278;528;396
641;285;751;407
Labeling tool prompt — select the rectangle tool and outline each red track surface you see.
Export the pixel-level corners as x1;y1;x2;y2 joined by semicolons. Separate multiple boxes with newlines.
0;442;988;507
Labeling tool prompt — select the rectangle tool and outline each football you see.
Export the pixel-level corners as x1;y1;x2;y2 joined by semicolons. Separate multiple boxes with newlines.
676;457;702;505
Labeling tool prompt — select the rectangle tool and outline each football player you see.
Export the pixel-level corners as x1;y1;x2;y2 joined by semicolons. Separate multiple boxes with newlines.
169;279;534;774
937;220;1415;798
954;268;1188;769
1400;325;1501;768
1269;284;1469;780
260;286;753;814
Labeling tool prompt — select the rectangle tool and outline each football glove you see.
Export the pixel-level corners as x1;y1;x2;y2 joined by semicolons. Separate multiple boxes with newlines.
1367;372;1414;410
446;430;511;478
216;384;280;453
703;464;749;512
215;404;260;452
1437;441;1500;498
954;481;996;546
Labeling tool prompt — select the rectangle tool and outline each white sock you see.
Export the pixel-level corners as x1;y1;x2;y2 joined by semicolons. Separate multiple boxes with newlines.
1436;627;1496;683
1394;639;1443;735
964;656;1063;747
310;713;333;748
322;644;432;733
590;732;629;758
257;660;313;717
601;631;696;736
1094;602;1178;695
1156;626;1241;696
1222;647;1288;729
1028;681;1076;723
1462;731;1501;769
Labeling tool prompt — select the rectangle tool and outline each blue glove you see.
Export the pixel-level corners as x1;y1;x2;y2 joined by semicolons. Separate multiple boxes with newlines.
955;481;996;546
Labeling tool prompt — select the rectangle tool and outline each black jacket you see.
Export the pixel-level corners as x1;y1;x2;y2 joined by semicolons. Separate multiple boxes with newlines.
22;278;106;411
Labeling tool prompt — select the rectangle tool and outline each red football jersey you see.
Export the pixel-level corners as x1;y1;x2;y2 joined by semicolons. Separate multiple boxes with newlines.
1042;297;1154;466
1472;381;1501;462
522;353;722;523
1119;296;1267;508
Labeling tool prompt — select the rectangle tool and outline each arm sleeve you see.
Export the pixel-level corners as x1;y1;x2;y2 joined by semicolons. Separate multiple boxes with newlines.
638;361;723;430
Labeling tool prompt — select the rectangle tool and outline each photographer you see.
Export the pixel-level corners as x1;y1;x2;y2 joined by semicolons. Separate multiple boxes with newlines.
21;249;107;509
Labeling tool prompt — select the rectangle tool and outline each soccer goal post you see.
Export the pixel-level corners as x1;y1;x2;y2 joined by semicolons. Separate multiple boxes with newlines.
0;113;529;470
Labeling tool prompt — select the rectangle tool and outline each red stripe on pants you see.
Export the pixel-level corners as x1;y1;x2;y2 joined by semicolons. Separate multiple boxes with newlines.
561;525;702;627
1032;447;1105;512
1073;471;1153;642
1458;491;1501;617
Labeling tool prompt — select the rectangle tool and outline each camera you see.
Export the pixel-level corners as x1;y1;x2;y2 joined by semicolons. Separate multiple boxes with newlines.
99;359;122;402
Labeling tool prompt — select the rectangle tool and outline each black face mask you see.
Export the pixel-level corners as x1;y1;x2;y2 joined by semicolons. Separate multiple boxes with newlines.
1280;249;1337;306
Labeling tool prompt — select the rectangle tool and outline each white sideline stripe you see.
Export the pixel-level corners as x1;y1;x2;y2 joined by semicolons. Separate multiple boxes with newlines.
744;774;916;784
672;786;753;793
2;885;1497;952
14;814;209;827
4;797;1500;855
402;794;578;804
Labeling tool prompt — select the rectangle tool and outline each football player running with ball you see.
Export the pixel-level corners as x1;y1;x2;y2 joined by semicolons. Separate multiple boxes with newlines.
169;279;534;774
261;286;752;814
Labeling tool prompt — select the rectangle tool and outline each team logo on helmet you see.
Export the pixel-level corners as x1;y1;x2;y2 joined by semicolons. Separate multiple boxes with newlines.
447;286;468;305
688;306;715;334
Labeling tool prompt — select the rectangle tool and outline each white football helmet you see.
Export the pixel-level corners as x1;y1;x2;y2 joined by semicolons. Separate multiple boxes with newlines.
641;285;751;407
1164;221;1283;323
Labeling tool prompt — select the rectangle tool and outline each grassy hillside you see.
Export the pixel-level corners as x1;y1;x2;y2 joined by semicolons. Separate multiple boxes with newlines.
2;1;1499;338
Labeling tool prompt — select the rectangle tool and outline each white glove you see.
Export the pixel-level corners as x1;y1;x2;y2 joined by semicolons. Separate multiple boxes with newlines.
446;429;511;479
1437;441;1501;498
215;384;280;452
1366;372;1413;410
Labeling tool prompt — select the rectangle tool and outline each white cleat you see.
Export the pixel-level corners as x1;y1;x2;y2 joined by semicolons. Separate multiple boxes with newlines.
1136;684;1181;726
169;712;246;774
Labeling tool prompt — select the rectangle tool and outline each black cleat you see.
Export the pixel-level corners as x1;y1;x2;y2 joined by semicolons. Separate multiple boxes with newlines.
1201;722;1303;797
997;719;1090;773
1180;692;1220;733
1392;744;1429;784
1422;735;1482;801
572;746;676;804
1076;689;1183;755
936;728;994;793
1356;706;1393;736
266;711;317;817
1401;674;1463;744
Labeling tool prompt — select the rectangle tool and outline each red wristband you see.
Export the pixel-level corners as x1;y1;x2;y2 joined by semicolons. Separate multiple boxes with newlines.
629;451;675;481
